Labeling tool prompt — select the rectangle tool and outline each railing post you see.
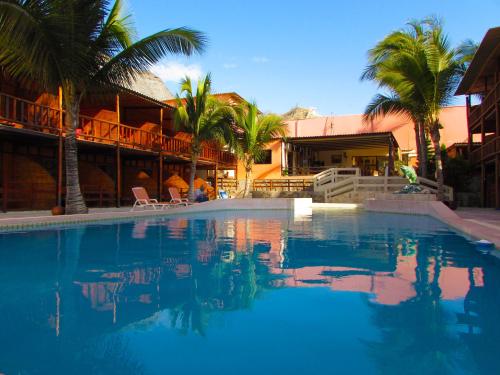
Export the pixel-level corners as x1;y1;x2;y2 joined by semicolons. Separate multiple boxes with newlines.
2;142;8;212
57;86;64;207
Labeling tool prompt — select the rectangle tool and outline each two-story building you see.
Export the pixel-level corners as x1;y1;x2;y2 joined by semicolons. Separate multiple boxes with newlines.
456;27;500;209
0;72;238;211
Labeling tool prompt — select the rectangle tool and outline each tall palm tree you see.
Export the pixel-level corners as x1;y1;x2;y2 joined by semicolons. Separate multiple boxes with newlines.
0;0;206;214
362;21;430;178
230;102;286;197
362;18;476;200
174;74;233;201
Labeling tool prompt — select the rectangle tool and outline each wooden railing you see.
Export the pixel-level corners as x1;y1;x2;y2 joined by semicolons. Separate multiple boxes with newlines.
0;92;60;134
469;105;481;128
469;136;500;163
468;81;499;129
217;178;238;192
252;179;313;192
0;92;237;166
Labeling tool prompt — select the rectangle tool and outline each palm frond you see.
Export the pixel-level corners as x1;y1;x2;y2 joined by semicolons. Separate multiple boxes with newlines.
95;27;206;86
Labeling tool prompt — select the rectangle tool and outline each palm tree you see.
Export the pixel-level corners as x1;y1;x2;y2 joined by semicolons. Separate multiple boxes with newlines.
362;18;476;200
174;74;233;201
230;102;286;197
362;21;430;178
0;0;206;214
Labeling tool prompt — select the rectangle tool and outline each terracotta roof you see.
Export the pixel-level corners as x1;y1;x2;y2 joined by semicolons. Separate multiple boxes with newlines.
285;106;468;151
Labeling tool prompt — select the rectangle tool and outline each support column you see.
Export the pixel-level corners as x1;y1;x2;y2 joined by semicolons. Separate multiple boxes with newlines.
466;95;472;155
2;142;8;212
116;94;121;207
481;163;485;208
57;86;64;207
496;155;499;210
215;163;219;199
158;155;163;201
158;108;164;201
388;136;394;176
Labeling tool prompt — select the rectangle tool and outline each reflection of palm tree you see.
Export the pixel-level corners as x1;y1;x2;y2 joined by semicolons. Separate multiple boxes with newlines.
364;239;474;375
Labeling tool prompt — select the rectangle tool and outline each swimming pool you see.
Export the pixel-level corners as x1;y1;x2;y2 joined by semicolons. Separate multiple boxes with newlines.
0;209;499;374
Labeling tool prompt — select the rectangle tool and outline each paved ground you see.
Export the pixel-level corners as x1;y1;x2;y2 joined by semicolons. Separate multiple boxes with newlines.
0;207;132;219
456;207;500;231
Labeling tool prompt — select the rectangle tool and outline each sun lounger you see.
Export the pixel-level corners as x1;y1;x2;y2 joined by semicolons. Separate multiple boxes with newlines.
168;187;192;206
131;187;176;211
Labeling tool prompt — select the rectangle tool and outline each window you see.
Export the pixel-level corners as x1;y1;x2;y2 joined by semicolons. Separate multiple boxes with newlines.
330;154;343;164
256;150;272;164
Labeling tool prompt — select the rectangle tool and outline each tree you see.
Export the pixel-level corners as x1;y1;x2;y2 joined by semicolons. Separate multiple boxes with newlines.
362;21;431;178
174;74;233;201
230;102;286;197
0;0;206;214
362;18;477;200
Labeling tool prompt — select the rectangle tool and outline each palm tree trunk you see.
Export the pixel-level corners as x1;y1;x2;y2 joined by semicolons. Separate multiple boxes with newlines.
429;123;444;201
63;83;88;215
418;122;428;178
188;152;199;201
243;163;253;198
414;122;422;173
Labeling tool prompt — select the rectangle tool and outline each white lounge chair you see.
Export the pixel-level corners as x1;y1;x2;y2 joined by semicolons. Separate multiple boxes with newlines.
131;187;175;211
168;187;192;206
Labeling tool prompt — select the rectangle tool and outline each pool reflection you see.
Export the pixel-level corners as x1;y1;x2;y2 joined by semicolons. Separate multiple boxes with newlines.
0;210;499;374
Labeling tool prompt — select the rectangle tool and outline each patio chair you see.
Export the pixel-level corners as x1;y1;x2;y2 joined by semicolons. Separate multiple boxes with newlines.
168;187;192;206
131;187;174;211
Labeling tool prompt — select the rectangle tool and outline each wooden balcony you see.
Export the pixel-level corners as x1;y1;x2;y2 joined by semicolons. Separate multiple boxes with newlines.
469;80;500;130
0;92;236;166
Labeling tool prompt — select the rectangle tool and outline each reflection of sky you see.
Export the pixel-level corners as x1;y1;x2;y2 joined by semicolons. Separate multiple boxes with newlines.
0;210;498;374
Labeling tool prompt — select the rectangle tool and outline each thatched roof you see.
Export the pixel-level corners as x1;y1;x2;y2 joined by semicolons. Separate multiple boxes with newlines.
282;106;319;120
125;71;174;101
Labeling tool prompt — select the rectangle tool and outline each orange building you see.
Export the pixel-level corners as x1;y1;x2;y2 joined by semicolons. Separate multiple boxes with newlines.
237;106;469;180
0;72;238;211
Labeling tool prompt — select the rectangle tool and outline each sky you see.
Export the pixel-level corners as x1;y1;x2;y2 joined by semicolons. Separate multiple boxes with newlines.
128;0;500;115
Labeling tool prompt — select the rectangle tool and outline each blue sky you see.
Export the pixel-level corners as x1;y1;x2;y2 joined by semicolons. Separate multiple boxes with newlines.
128;0;500;115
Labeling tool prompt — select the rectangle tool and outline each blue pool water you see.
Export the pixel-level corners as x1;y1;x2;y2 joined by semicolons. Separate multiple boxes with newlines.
0;209;499;374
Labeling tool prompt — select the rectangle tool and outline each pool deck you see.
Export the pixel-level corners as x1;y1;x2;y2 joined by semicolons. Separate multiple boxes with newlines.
365;198;500;253
0;198;317;230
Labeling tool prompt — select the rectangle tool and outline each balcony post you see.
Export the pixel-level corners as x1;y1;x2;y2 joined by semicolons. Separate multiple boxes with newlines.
388;135;394;176
158;108;164;200
496;155;500;209
115;94;121;207
2;142;8;212
466;95;473;156
215;163;219;199
57;86;64;207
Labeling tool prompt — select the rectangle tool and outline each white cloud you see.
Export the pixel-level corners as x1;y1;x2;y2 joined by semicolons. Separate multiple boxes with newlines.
252;56;269;64
223;62;238;69
151;61;203;82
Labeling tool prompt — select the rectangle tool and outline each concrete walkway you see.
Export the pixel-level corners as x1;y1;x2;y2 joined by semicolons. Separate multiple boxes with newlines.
455;207;500;231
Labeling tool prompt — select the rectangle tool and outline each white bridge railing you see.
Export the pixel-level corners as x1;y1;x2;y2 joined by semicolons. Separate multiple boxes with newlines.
314;168;453;202
314;168;359;191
